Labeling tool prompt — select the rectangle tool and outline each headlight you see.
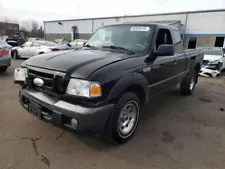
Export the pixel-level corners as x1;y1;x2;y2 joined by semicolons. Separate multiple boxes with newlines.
208;60;220;64
14;67;28;83
66;79;102;98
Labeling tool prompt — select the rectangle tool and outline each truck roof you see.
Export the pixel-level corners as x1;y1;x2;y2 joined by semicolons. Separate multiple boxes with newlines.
102;22;179;31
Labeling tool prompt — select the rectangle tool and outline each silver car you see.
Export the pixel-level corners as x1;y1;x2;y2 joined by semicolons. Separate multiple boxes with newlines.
69;39;87;49
0;40;11;73
11;41;66;59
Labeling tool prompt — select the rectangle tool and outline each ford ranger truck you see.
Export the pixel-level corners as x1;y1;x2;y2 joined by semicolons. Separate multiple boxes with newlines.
14;23;203;143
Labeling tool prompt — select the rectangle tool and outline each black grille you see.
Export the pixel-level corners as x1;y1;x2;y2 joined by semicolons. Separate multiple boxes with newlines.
27;68;65;94
203;60;209;65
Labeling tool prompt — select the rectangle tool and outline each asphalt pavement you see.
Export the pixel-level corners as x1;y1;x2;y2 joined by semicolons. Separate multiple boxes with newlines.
1;59;225;169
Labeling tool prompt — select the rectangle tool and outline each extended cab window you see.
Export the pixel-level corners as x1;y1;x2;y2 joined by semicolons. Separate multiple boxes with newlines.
172;28;183;53
155;29;173;50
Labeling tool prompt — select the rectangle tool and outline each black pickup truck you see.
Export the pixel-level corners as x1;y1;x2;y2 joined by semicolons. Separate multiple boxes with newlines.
14;23;203;143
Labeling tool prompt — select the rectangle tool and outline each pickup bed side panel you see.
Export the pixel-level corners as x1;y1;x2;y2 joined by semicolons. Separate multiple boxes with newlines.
107;73;149;104
184;50;202;71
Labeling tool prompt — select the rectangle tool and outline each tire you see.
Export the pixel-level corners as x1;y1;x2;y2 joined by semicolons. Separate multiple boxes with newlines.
0;66;8;73
105;92;140;144
180;69;197;95
39;52;44;55
12;51;18;60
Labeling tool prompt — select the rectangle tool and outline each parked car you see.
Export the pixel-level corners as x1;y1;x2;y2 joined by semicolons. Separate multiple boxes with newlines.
14;23;203;143
11;40;65;59
198;47;225;77
0;40;12;72
6;36;25;46
69;39;87;49
27;37;44;42
54;39;72;49
6;40;19;47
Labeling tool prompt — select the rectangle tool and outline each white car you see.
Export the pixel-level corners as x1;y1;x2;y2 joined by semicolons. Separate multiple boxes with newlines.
11;41;63;59
69;39;87;49
198;47;225;77
27;37;44;42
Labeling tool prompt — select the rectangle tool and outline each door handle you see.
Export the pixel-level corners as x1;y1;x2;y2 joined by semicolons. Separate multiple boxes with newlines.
191;56;196;60
152;64;163;69
174;59;179;64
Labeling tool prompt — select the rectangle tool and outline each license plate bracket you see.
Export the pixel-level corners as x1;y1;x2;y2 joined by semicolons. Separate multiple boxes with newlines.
28;101;42;119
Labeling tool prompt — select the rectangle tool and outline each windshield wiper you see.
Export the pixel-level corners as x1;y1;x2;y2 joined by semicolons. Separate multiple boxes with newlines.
83;44;97;50
102;45;135;54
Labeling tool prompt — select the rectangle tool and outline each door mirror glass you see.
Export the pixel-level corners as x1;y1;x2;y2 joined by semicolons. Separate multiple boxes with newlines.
154;44;174;56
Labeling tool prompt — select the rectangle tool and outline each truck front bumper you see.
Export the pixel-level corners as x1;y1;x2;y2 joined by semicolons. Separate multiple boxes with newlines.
19;89;114;134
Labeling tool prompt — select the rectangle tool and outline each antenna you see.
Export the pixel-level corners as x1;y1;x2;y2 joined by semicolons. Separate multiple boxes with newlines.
77;4;80;26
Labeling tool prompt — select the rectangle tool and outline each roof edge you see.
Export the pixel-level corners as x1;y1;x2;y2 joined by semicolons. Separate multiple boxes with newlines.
44;8;225;23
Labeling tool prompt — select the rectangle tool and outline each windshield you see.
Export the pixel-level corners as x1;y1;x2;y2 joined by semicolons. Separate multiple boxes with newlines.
85;25;151;53
22;42;32;47
44;41;59;46
200;48;223;55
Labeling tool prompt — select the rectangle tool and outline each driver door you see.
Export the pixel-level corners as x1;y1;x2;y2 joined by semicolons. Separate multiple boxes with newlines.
29;42;42;56
144;28;176;96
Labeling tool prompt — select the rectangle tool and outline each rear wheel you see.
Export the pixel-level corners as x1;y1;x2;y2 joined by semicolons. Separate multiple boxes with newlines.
0;66;8;73
180;69;197;95
105;92;140;144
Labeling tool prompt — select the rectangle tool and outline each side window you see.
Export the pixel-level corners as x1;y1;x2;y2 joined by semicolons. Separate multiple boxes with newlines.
173;29;183;53
155;29;173;50
32;42;41;47
173;29;181;44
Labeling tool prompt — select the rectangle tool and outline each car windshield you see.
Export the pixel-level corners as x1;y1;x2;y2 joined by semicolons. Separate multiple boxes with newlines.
200;48;223;55
85;25;151;53
22;42;32;47
0;40;8;46
44;41;59;46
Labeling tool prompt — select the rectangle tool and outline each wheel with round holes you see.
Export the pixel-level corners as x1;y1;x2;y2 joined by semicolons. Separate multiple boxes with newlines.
105;92;140;144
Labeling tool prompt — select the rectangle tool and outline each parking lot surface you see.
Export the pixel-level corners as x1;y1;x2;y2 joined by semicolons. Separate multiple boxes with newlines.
1;59;225;169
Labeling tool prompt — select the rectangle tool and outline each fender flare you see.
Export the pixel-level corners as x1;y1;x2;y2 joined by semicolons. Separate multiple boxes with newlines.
107;73;149;104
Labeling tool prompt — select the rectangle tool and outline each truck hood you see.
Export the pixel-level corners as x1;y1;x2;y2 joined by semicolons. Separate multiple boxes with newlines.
25;49;129;79
203;55;223;61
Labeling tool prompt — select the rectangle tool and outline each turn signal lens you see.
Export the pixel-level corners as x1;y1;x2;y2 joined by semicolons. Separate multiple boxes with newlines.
90;83;102;97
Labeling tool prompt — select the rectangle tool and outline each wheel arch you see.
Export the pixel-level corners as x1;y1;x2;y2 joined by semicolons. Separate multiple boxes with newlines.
107;73;149;105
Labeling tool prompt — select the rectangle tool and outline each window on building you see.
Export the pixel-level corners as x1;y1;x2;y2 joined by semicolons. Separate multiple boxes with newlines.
214;37;225;47
188;37;197;49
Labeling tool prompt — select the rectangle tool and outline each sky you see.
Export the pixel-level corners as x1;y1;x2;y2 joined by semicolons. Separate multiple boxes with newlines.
0;0;224;23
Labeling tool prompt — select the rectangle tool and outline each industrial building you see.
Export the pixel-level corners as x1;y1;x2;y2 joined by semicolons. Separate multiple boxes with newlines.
0;22;19;36
44;9;225;49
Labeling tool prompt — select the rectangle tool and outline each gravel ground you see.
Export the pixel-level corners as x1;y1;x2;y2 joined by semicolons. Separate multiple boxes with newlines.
1;59;225;169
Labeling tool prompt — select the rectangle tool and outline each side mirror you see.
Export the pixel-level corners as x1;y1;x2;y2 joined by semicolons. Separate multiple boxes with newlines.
154;44;174;56
83;42;86;46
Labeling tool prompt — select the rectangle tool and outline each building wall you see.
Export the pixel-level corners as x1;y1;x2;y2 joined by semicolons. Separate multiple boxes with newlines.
44;10;225;48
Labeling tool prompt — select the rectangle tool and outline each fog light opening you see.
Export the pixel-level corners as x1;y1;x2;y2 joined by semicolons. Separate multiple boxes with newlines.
71;118;78;128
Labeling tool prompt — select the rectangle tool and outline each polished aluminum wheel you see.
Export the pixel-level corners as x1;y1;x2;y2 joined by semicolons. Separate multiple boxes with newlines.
118;101;139;138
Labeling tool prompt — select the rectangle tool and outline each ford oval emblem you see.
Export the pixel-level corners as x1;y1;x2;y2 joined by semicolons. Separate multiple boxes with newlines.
33;78;44;87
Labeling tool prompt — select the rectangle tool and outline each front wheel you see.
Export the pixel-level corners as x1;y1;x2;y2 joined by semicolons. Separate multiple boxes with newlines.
12;51;18;60
180;69;197;95
105;92;140;144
